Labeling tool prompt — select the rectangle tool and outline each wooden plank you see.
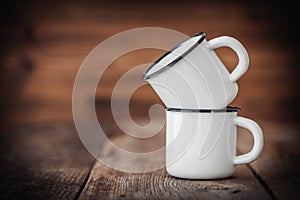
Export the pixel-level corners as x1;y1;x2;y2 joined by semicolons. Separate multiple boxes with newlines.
80;162;270;200
0;124;95;199
79;128;271;199
237;121;300;199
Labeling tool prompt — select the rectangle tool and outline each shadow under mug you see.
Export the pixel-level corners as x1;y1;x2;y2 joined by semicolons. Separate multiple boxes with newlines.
166;106;263;179
144;33;249;109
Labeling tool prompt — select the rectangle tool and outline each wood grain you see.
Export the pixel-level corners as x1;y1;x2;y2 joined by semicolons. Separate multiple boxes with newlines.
0;124;95;199
80;162;271;200
78;130;271;199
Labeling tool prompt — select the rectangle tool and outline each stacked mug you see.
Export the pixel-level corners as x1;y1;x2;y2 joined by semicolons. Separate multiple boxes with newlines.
143;33;263;179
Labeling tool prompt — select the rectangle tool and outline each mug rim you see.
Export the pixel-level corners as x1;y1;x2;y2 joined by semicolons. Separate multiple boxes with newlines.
165;106;240;113
143;32;206;80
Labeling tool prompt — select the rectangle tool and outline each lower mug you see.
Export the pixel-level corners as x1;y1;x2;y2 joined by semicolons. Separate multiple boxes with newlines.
166;106;263;179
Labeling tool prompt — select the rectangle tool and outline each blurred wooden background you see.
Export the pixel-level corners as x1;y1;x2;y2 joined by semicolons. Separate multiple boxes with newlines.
0;0;299;126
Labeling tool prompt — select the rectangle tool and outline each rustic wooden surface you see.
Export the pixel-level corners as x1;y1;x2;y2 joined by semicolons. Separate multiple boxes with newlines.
0;124;94;199
80;162;270;199
1;1;299;199
0;120;299;199
79;132;272;200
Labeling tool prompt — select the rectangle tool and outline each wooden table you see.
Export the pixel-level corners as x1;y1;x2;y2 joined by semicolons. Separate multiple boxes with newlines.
0;120;299;199
1;1;299;199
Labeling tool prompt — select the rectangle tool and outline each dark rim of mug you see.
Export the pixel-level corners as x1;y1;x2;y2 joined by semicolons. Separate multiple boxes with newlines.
143;32;206;80
165;106;241;113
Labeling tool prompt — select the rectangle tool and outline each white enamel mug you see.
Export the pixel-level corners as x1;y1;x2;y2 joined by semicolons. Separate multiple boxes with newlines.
143;33;249;109
166;107;263;179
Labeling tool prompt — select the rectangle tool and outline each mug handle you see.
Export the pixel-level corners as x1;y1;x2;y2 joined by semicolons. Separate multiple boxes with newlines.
233;116;264;165
207;36;249;82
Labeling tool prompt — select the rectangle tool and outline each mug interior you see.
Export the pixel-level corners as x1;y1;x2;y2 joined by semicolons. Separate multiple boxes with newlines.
143;32;206;80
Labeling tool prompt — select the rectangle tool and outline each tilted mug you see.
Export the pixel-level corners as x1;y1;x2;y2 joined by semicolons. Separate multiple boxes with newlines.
144;33;249;109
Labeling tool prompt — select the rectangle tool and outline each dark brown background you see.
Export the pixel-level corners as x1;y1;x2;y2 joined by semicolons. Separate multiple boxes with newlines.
1;1;299;123
0;0;299;199
0;0;299;125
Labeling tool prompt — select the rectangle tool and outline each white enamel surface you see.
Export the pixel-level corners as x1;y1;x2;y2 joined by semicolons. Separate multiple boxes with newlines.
207;36;249;82
145;35;249;109
166;111;263;179
233;117;264;165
